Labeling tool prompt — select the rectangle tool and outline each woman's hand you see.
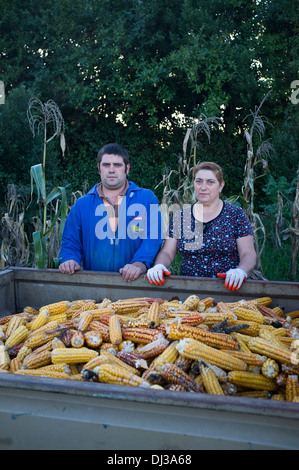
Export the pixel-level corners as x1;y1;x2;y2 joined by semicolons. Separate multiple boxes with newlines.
146;264;172;286
217;268;247;291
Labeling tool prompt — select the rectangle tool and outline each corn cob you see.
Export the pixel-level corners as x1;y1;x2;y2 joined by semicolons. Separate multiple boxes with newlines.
0;344;11;369
26;320;60;339
48;313;67;323
142;368;164;385
116;351;148;371
229;350;267;366
122;327;161;344
168;323;238;350
52;337;66;348
160;363;204;392
71;331;85;348
251;297;273;307
259;328;289;349
174;355;193;372
228;320;261;337
24;327;67;350
201;297;215;309
5;316;27;338
71;301;97;319
118;340;135;353
173;312;206;326
28;309;50;331
285;310;299;320
84;331;103;348
165;384;185;392
89;321;110;342
16;345;32;362
182;295;201;311
24;306;39;315
16;369;71;380
86;308;116;321
199;363;224;395
230;332;251;353
22;350;52;369
257;304;288;324
40;301;71;316
203;311;237;326
123;317;149;328
147;302;161;328
0;312;29;326
10;357;22;373
233;307;266;324
248;337;293;365
286;375;299;402
100;343;118;354
109;315;122;345
76;312;93;332
4;324;29;350
95;350;140;375
236;390;271;399
149;341;179;371
97;363;150;387
227;371;278;392
176;338;247;371
110;299;150;315
271;393;286;401
134;337;169;360
51;347;98;364
261;358;280;379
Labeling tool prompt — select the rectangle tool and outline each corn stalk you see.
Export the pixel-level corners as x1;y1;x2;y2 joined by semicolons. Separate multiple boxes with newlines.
242;91;274;278
27;98;67;268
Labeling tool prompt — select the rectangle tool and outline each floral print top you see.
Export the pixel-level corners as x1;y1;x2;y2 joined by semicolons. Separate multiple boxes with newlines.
168;201;254;277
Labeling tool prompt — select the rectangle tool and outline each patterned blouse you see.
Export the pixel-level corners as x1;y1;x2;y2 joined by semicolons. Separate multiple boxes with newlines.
168;201;254;277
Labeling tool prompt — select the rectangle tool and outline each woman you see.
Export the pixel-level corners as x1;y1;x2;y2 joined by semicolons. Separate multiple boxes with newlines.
146;162;257;291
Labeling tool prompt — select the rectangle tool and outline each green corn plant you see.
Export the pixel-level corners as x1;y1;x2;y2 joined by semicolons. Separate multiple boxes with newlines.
242;91;274;278
27;98;67;268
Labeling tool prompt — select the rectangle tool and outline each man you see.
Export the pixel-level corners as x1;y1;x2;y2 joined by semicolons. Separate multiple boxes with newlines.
59;143;163;282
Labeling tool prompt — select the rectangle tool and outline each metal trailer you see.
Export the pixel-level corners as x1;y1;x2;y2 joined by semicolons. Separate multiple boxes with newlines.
0;267;299;450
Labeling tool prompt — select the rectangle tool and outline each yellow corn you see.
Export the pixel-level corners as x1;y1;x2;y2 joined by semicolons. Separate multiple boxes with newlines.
97;363;150;387
51;347;98;364
29;309;50;331
286;375;299;402
16;345;32;362
76;312;93;332
203;311;237;326
160;363;204;392
0;345;11;370
150;341;179;371
168;323;238;350
147;302;161;328
271;393;286;401
233;307;266;324
89;321;110;342
122;327;161;344
229;350;266;366
261;358;280;379
4;325;29;350
95;350;140;375
227;371;278;392
22;350;52;369
200;363;224;395
24;328;64;349
16;369;71;379
48;313;68;323
84;331;103;348
236;390;271;399
10;357;22;373
109;315;123;345
176;338;247;371
182;295;201;311
40;301;71;316
71;331;85;348
251;297;273;307
5;316;26;338
259;328;289;350
134;337;169;360
248;337;293;365
52;337;66;348
110;299;150;315
230;332;251;353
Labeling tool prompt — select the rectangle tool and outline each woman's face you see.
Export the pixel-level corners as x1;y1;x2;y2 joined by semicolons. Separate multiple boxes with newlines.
194;169;224;205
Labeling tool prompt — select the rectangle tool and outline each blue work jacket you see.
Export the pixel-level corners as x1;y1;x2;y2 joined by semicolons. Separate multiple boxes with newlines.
59;181;163;272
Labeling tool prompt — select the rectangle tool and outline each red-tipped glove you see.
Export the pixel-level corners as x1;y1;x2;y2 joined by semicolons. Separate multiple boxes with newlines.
217;268;248;291
146;264;172;286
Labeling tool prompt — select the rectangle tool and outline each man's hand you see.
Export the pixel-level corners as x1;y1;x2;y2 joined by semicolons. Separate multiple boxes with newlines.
146;264;171;286
217;268;248;291
59;260;81;274
119;262;146;282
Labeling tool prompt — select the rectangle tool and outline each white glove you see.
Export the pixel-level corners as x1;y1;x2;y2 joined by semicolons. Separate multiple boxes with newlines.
217;268;247;291
146;264;171;286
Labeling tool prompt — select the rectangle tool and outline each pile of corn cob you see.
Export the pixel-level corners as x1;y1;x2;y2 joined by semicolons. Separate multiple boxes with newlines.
0;294;299;402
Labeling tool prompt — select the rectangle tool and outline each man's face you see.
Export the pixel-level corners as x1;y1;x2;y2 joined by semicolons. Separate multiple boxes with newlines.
98;154;130;190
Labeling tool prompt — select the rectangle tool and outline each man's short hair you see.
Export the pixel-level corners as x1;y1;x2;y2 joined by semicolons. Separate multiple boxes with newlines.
97;143;130;167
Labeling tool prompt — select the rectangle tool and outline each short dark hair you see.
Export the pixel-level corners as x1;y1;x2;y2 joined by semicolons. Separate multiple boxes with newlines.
193;161;224;185
97;143;130;166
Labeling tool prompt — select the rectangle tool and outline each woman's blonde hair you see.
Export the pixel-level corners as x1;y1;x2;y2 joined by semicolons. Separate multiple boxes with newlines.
193;161;224;185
